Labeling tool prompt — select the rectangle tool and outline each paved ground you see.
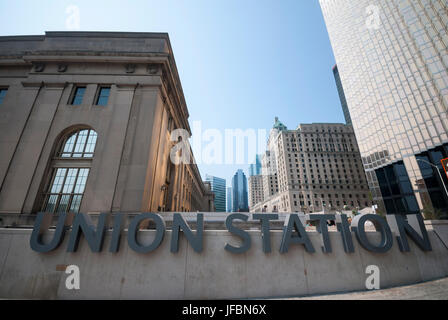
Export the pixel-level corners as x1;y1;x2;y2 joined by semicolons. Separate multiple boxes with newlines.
282;277;448;300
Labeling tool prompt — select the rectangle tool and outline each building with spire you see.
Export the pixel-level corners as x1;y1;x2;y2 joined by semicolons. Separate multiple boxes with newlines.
252;118;371;213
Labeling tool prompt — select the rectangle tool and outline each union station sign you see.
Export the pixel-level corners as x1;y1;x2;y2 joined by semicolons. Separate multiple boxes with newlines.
30;212;432;254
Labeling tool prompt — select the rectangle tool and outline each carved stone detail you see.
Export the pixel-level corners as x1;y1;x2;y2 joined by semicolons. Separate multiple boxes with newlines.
147;64;159;75
57;64;67;72
125;64;136;73
33;63;45;72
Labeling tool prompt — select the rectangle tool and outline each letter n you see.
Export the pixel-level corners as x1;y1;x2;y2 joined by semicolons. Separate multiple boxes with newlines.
387;214;432;252
67;213;109;252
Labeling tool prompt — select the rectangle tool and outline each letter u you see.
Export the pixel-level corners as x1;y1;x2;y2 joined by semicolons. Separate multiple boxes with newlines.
30;212;69;252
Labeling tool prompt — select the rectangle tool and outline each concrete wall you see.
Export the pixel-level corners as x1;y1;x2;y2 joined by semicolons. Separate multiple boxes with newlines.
0;225;447;299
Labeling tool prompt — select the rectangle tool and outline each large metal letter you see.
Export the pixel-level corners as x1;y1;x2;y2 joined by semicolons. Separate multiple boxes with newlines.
351;214;393;253
279;214;315;253
109;213;126;253
30;212;72;253
171;213;203;253
252;214;278;253
307;214;334;253
386;214;432;252
336;214;354;253
127;213;165;253
225;213;251;254
67;213;109;252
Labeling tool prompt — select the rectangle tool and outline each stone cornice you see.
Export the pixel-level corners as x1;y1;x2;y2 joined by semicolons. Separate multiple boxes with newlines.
21;54;169;64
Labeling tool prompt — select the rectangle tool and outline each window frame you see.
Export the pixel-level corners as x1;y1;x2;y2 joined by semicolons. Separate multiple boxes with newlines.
40;128;98;214
95;85;111;106
0;87;8;105
69;86;87;106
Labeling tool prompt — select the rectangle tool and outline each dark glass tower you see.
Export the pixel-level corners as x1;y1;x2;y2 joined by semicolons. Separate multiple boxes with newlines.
232;169;249;212
332;65;352;125
205;175;226;212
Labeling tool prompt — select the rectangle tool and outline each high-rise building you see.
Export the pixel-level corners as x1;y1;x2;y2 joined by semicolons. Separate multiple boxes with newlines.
232;169;249;212
260;117;287;200
205;175;226;212
249;154;262;176
0;32;214;215
332;65;352;125
261;151;278;200
320;0;448;216
226;186;233;212
248;175;264;209
251;119;372;213
248;155;264;210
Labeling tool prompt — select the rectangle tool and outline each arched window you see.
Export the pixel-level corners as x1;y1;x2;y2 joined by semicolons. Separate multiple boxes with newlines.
42;128;97;213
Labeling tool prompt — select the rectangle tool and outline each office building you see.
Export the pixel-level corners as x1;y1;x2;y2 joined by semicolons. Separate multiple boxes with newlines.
205;175;226;212
249;154;262;176
252;119;372;213
248;175;264;210
226;186;233;212
232;169;249;212
320;0;448;216
0;32;214;215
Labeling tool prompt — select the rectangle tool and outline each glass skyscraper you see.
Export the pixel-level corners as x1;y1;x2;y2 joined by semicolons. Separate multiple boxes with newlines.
232;169;249;212
226;186;233;212
333;65;352;125
205;175;226;212
320;0;448;216
249;154;262;176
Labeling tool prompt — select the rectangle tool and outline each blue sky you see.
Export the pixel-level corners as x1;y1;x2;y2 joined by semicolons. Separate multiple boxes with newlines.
0;0;342;188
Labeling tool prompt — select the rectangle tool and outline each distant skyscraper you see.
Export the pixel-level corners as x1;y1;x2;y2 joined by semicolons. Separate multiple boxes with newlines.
226;186;233;212
205;175;226;212
249;154;262;176
248;155;264;209
248;175;264;209
320;0;448;216
232;169;249;212
227;187;233;212
332;65;352;125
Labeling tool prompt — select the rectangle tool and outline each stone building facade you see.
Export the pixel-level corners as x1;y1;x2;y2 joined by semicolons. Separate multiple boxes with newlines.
0;31;214;215
248;175;264;209
252;120;372;213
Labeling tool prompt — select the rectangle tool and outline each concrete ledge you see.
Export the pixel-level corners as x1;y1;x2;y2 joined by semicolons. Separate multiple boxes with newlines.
0;227;447;299
287;276;448;300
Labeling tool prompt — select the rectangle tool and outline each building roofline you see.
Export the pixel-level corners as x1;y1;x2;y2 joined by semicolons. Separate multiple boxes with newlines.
0;31;170;41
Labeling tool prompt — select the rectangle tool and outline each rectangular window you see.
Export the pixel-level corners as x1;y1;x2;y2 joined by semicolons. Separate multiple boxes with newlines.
71;87;86;105
96;87;111;106
0;88;8;104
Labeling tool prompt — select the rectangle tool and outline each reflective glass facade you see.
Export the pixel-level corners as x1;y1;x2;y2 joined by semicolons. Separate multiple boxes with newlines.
232;169;249;212
227;186;233;212
249;154;262;176
205;175;226;212
320;0;448;215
